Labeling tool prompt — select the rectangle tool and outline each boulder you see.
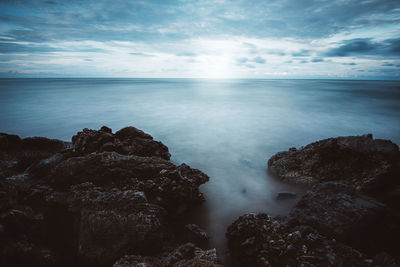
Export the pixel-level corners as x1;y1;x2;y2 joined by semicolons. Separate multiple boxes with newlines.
288;182;400;255
268;134;400;207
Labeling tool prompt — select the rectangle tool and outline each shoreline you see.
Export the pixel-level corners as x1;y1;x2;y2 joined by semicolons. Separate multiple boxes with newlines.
1;127;399;266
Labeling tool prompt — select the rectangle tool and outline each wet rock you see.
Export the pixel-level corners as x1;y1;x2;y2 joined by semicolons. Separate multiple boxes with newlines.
268;134;400;207
288;181;400;256
226;213;368;267
113;243;223;267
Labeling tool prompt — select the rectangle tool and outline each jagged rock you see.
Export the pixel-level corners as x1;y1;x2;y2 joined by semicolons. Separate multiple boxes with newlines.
226;213;369;267
268;134;400;207
113;243;223;267
67;183;166;265
288;181;400;256
0;126;213;266
72;126;170;160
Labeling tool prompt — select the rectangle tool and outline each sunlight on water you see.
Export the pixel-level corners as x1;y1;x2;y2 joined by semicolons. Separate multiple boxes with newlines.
1;78;400;259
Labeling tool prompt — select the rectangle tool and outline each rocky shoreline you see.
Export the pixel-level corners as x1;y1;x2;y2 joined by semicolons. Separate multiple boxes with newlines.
227;134;400;266
0;126;220;266
1;128;399;266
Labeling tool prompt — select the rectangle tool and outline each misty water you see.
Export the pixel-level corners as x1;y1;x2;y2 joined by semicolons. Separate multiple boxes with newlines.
1;78;400;261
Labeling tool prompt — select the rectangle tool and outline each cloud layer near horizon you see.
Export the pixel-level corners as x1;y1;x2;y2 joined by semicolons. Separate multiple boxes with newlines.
0;0;399;78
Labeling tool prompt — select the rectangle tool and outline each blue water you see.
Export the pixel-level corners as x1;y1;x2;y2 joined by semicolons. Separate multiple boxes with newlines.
1;78;400;259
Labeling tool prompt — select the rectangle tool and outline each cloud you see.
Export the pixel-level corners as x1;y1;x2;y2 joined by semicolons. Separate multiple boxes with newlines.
323;38;400;57
252;56;266;64
382;62;394;66
130;52;154;57
236;57;248;64
0;0;400;78
292;49;310;57
311;58;324;63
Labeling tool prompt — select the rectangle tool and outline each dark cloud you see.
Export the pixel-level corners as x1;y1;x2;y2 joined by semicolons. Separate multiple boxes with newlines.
382;62;394;66
343;62;357;65
323;38;400;57
311;58;323;62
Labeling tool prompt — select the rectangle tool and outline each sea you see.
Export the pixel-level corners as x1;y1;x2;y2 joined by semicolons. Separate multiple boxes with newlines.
1;78;400;261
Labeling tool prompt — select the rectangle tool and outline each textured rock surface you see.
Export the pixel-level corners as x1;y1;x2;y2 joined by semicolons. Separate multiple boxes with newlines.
268;134;400;207
288;182;400;255
0;126;214;267
114;243;223;267
226;213;369;267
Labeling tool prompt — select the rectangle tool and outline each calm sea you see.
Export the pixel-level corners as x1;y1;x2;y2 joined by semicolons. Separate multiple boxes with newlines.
1;78;400;260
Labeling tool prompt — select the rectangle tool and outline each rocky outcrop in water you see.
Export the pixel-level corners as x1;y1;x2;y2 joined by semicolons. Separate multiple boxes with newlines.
226;135;400;266
0;126;218;267
268;134;400;207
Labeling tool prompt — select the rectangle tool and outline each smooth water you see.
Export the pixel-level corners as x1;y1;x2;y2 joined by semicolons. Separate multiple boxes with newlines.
1;78;400;260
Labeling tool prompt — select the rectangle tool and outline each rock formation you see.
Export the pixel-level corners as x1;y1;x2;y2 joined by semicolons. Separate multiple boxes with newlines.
0;126;219;267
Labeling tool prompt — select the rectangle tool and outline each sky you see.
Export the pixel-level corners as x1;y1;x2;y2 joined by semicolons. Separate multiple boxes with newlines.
0;0;399;79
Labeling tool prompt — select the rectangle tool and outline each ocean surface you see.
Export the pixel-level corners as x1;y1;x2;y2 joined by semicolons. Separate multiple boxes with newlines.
1;78;400;261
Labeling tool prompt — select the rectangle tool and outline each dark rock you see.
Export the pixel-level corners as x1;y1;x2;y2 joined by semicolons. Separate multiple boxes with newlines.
268;134;400;207
21;137;66;153
288;181;400;256
67;183;166;265
113;242;223;267
184;224;208;246
72;126;171;160
0;133;21;150
0;126;214;266
115;126;153;140
100;126;112;134
276;191;297;200
226;213;368;267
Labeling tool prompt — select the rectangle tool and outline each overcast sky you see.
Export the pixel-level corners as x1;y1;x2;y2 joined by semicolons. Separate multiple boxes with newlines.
0;0;399;79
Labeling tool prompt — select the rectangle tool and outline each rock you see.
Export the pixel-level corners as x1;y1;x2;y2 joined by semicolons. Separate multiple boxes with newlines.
0;133;21;150
268;134;400;207
0;126;213;266
20;137;67;153
72;126;171;160
115;126;153;140
226;213;368;267
69;184;166;265
43;151;175;189
288;181;400;256
276;191;297;200
184;224;208;246
113;243;223;267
